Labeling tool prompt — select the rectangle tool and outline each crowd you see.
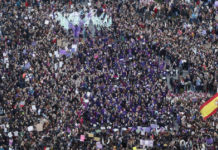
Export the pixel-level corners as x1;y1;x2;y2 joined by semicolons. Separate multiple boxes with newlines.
0;0;217;150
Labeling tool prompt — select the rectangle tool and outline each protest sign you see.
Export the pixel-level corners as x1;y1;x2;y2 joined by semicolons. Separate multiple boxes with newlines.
8;132;13;138
96;129;101;133
27;126;34;131
57;39;62;47
35;123;43;132
88;133;94;138
54;51;59;58
101;127;106;130
4;57;9;64
72;44;77;53
80;135;85;142
84;99;89;103
63;41;68;47
136;129;140;133
94;137;100;141
145;140;154;147
215;1;218;7
45;20;49;25
9;139;13;146
143;127;151;133
14;131;18;136
122;128;127;131
113;129;119;132
31;105;37;111
54;63;58;70
141;131;145;135
59;61;63;68
96;142;103;149
140;139;145;146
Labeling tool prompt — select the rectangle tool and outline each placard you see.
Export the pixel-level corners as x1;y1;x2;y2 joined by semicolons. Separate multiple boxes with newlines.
35;123;43;132
80;135;85;142
88;133;94;138
94;137;100;141
45;20;49;25
27;126;34;131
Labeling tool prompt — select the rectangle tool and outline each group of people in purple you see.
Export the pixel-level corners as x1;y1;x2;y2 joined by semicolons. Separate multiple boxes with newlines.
0;0;217;150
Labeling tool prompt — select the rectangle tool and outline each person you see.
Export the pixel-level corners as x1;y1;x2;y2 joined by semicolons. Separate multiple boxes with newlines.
0;0;217;149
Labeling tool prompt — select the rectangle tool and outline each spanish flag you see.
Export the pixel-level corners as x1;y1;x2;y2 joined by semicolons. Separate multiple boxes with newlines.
200;93;218;120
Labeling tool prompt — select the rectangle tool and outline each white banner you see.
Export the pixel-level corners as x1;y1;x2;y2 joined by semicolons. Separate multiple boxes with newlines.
140;0;154;5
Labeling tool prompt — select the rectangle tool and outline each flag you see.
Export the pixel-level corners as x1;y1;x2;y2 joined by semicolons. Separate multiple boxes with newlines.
20;101;25;108
25;1;29;7
59;49;67;55
200;93;218;120
74;25;80;38
22;73;27;78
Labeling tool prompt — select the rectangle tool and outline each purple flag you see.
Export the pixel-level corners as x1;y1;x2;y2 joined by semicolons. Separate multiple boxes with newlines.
66;51;72;57
9;139;13;146
32;41;36;46
131;127;136;132
215;1;218;7
24;62;31;69
67;127;71;133
206;138;213;145
71;24;75;33
23;49;27;54
69;23;73;29
144;127;151;133
88;12;92;18
75;20;84;37
59;49;67;55
71;48;76;53
74;25;79;37
79;20;85;26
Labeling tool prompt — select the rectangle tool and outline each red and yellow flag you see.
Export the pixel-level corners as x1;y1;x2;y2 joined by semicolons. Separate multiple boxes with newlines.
200;93;218;120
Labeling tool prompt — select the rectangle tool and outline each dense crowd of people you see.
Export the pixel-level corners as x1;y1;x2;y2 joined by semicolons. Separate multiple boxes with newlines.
0;0;217;150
